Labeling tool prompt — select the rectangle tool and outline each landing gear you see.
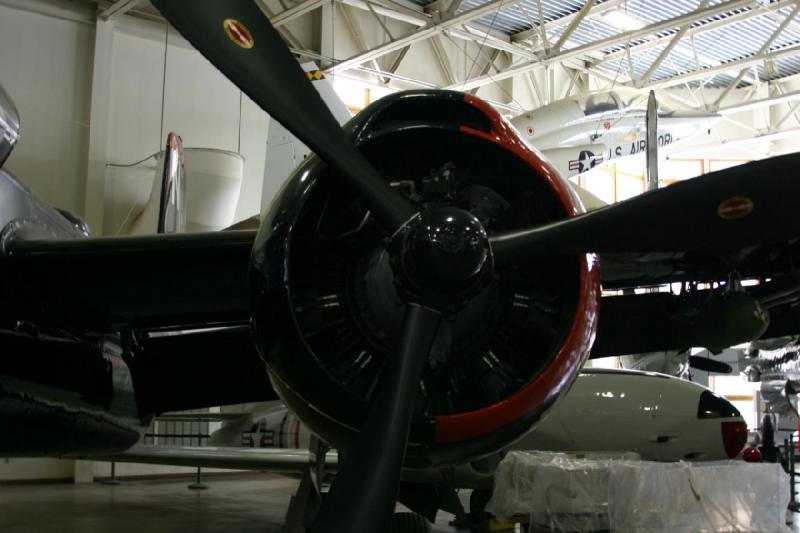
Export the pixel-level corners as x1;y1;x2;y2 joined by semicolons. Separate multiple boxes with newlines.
284;437;434;533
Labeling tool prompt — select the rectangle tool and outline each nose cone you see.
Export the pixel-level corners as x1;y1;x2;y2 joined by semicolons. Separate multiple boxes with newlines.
400;207;492;304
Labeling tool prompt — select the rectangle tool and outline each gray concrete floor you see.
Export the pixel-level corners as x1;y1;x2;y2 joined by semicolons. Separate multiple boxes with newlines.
1;473;798;532
0;473;468;532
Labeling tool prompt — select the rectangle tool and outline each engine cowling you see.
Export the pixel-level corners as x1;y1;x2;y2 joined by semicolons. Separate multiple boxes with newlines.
251;90;600;468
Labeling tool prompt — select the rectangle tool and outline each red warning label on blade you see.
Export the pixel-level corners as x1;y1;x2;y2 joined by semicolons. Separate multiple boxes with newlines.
717;197;753;220
224;19;254;49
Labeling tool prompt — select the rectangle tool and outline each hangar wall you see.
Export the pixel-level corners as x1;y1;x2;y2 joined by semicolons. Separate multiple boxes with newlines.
0;0;271;237
0;2;92;215
103;17;270;234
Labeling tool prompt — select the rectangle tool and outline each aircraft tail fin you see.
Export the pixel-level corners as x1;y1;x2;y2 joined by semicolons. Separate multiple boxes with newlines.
124;133;188;235
157;133;188;233
260;62;352;215
646;90;659;191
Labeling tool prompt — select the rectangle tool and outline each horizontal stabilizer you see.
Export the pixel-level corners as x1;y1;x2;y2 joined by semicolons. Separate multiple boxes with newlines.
97;444;337;473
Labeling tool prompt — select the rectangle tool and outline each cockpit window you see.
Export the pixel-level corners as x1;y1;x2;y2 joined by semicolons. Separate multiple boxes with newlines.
584;93;620;115
697;390;741;419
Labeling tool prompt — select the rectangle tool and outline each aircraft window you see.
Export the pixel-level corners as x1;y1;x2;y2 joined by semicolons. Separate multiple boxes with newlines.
697;390;741;418
584;93;620;115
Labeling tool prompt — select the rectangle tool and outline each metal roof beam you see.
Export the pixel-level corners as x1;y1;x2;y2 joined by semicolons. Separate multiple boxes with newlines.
270;0;328;27
719;87;800;114
592;0;795;68
327;0;527;74
512;0;630;43
340;0;428;26
255;1;308;56
643;43;800;89
551;0;597;53
469;48;501;95
99;0;144;21
430;35;456;85
451;0;758;91
713;3;800;108
637;0;711;86
336;3;386;84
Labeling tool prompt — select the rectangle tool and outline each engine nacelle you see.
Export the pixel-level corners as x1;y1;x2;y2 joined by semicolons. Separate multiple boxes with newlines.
251;91;600;468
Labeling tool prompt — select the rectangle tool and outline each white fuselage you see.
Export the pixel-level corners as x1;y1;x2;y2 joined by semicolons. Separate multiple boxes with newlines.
513;368;743;461
210;368;745;463
509;89;719;178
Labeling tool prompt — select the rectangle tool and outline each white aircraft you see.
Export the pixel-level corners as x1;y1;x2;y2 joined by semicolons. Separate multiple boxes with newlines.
125;368;746;472
510;88;720;179
96;367;744;528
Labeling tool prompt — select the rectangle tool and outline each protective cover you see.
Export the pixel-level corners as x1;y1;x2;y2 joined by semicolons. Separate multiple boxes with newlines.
608;460;790;533
493;452;789;533
491;450;640;531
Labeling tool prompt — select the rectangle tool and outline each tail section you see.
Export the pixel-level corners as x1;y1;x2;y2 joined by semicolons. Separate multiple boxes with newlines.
261;62;352;214
158;133;188;233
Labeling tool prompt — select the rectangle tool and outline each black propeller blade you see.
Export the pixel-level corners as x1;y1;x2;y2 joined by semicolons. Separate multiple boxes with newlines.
688;355;733;374
151;2;443;531
309;304;441;533
151;0;415;233
490;153;800;265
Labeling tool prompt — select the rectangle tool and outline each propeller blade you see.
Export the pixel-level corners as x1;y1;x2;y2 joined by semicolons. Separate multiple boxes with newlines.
688;355;733;374
151;0;415;232
490;153;800;265
309;303;441;533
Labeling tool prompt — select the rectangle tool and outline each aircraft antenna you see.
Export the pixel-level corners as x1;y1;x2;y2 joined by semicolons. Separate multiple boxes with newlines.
646;90;659;191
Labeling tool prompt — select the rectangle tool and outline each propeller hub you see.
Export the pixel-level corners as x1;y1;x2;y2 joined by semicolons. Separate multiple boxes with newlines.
394;207;493;308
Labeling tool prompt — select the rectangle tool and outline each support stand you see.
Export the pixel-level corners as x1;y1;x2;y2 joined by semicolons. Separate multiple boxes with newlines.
188;430;209;490
101;462;122;486
283;436;331;532
187;466;209;490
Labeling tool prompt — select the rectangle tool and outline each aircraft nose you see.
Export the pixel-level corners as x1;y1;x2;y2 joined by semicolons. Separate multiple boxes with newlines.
721;420;748;458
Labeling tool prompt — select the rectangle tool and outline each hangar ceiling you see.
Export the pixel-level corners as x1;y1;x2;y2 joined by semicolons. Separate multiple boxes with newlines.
95;0;800;113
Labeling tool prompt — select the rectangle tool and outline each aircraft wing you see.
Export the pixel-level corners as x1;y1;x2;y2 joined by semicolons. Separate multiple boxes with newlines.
593;248;800;358
97;444;337;473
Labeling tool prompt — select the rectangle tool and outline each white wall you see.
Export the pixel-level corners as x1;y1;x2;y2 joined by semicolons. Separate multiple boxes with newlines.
0;0;270;236
105;17;269;234
0;1;93;214
0;457;75;482
0;0;272;482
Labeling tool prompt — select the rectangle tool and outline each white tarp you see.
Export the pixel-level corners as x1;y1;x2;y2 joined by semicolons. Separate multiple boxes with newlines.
609;461;790;533
492;451;790;532
492;451;639;531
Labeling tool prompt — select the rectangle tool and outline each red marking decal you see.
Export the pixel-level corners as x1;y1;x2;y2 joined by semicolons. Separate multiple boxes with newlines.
526;126;534;136
603;121;611;130
717;197;753;220
224;19;254;49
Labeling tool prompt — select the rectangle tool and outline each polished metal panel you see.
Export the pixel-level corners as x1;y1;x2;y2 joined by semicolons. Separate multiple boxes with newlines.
0;83;20;168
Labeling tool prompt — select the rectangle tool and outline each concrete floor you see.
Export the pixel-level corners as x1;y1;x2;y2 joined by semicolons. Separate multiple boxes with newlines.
0;473;798;532
0;473;468;532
